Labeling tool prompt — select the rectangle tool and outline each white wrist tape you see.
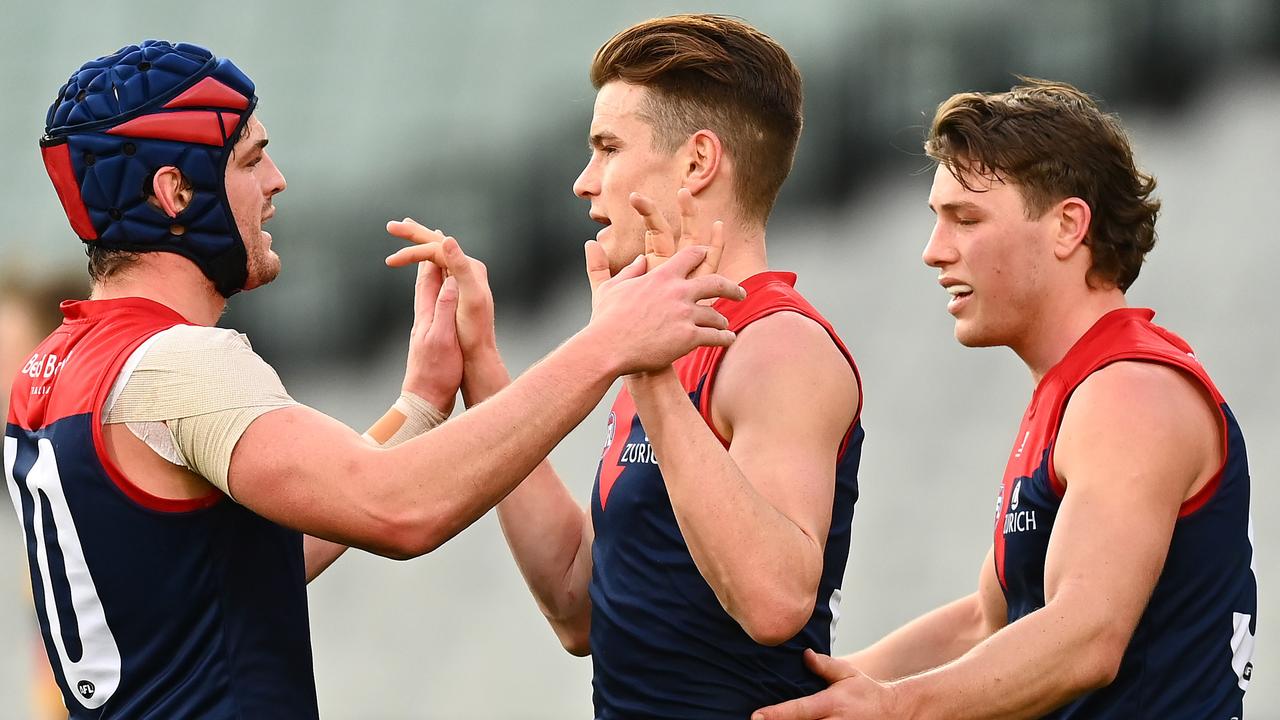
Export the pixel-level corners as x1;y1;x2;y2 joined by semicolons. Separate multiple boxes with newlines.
378;391;448;447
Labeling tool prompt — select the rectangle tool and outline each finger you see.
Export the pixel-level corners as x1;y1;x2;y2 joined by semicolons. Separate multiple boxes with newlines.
656;245;710;278
441;237;493;306
751;691;833;720
630;192;675;258
693;306;729;331
698;220;725;276
688;273;747;304
386;218;447;246
430;276;460;339
676;187;698;250
803;650;855;683
386;243;446;268
584;240;612;293
414;261;445;325
694;327;736;348
441;237;480;289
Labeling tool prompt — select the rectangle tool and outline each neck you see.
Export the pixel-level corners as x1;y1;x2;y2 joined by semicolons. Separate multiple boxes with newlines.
89;253;226;326
1016;285;1128;383
713;220;770;285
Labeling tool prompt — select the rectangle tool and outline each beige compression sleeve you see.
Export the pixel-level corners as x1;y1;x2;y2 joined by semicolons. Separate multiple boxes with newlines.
102;324;298;498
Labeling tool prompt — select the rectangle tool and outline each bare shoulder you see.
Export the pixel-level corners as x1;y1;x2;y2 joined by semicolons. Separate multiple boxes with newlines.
712;310;858;435
1056;360;1220;496
1067;360;1216;434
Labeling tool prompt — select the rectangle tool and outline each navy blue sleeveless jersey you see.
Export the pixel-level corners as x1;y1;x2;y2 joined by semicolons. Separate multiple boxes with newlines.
5;298;318;718
996;308;1256;718
589;271;864;719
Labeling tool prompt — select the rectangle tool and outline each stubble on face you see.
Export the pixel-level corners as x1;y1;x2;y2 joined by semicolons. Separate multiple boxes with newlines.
226;116;283;290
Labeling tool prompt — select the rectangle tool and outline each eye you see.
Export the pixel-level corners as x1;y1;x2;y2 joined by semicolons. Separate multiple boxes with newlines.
956;218;979;226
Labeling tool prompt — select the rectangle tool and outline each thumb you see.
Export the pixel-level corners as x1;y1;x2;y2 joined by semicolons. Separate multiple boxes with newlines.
431;276;460;336
803;649;853;683
611;253;647;283
584;240;612;293
414;261;444;322
442;237;474;281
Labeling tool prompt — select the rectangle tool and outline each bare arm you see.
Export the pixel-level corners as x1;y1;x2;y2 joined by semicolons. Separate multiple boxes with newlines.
628;310;858;645
755;361;1221;720
462;349;597;655
304;260;464;581
231;241;742;561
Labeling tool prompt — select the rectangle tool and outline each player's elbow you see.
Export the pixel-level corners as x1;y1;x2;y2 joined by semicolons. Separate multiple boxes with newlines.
1075;629;1127;691
735;592;816;647
371;504;455;560
553;622;592;657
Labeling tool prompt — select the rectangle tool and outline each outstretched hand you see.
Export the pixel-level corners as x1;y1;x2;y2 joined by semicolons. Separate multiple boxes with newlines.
751;650;901;720
399;259;462;414
386;219;498;360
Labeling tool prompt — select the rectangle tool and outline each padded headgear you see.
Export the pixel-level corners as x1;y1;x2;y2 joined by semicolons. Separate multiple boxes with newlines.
41;40;258;297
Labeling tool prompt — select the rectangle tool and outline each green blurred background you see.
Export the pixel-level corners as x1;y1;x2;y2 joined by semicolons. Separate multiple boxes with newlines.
2;1;1277;717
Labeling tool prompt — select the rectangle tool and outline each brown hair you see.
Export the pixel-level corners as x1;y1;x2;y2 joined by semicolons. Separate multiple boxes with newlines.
591;14;803;224
924;78;1160;291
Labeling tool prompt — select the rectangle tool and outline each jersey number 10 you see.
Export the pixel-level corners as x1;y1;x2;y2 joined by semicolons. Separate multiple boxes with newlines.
5;435;121;710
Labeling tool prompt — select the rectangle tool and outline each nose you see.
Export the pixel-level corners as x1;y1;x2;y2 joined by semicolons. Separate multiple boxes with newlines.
573;157;598;199
262;151;286;197
922;220;956;268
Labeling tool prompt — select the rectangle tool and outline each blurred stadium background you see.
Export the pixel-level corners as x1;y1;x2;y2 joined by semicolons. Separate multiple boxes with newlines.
2;0;1277;717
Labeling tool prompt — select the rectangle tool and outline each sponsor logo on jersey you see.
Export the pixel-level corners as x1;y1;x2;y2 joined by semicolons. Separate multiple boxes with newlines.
1003;478;1038;535
619;434;657;466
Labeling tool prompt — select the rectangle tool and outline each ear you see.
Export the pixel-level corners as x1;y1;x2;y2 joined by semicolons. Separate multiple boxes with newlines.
151;166;194;218
681;129;723;196
1052;197;1092;261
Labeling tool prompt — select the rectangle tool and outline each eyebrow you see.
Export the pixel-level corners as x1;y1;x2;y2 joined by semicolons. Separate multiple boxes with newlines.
588;131;620;149
929;200;982;214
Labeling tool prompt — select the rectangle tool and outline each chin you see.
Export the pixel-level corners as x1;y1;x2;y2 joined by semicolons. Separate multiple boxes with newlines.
243;253;281;291
953;322;1001;349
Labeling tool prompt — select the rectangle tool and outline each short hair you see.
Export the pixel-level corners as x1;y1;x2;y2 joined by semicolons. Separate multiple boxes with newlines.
924;78;1160;291
590;14;803;224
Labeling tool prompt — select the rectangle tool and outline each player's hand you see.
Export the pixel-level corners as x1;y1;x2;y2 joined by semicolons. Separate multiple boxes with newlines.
751;650;903;720
584;242;743;375
629;188;724;277
386;219;498;360
400;260;462;415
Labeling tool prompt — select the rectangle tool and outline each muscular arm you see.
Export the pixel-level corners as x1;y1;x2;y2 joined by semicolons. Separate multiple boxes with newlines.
302;393;451;582
232;243;740;561
886;362;1220;718
470;349;596;655
845;548;1007;681
304;261;461;582
229;330;617;560
755;361;1222;720
627;311;858;645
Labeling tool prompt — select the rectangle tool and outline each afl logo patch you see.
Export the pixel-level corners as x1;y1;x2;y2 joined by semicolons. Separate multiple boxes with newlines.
602;411;616;459
78;680;96;699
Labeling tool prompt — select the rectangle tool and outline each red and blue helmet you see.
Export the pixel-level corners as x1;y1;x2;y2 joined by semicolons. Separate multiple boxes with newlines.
41;40;258;297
